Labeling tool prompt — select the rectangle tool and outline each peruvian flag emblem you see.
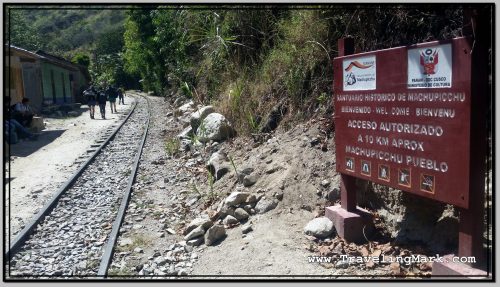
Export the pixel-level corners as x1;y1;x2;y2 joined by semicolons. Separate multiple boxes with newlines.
420;48;439;75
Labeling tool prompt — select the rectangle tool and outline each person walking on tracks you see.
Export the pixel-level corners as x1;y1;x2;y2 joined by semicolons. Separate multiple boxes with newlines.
83;85;98;119
118;87;125;105
97;85;108;119
106;85;118;114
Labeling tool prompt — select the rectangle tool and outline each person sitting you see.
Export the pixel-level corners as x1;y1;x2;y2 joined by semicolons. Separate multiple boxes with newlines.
5;119;38;144
12;98;35;127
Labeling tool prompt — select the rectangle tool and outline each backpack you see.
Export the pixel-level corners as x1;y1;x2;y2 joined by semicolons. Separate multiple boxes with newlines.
83;88;96;101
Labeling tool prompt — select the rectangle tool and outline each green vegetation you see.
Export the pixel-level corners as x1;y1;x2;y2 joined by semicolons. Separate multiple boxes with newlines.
121;6;463;134
7;5;465;134
164;138;180;156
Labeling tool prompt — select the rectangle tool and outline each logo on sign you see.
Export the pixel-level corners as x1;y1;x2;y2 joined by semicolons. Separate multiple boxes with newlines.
420;48;438;75
408;43;451;89
343;56;376;91
344;61;374;72
345;73;356;86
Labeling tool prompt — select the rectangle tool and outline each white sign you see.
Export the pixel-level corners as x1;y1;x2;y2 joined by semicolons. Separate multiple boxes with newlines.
343;56;376;91
407;44;452;89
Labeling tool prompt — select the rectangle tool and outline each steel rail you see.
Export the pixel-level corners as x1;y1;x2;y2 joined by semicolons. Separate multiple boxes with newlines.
6;97;139;260
97;95;151;277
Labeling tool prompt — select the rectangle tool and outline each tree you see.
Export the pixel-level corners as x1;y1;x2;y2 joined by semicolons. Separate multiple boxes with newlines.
7;9;41;50
72;53;90;67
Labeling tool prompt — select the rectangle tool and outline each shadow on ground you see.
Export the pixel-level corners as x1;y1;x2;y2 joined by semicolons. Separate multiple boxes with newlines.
9;130;66;157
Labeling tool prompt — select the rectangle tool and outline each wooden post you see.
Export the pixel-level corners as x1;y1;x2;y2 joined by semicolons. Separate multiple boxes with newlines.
338;37;357;212
458;7;491;268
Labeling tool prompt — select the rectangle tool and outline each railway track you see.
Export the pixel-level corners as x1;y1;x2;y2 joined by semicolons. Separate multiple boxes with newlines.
6;93;150;278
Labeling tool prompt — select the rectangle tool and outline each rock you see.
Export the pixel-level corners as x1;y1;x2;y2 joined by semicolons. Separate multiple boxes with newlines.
134;247;144;253
205;225;226;246
260;101;287;133
188;197;199;206
240;167;254;175
207;151;231;180
166;228;176;235
218;205;235;218
196;113;235;143
173;97;183;107
243;174;258;187
177;126;193;140
233;208;249;221
119;238;133;246
303;217;335;238
184;216;214;235
154;256;169;266
336;260;349;269
310;137;320;146
190;105;215;131
184;226;205;241
243;205;253;213
225;192;250;206
187;237;204;247
321;179;331;188
178;269;188;276
236;167;254;183
180;139;192;151
241;224;253;234
326;188;340;201
274;191;284;201
254;198;278;214
245;194;257;204
154;269;166;276
265;166;279;174
223;215;239;225
178;101;194;114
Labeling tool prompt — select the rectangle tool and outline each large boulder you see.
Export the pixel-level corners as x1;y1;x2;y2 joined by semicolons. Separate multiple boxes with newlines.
304;217;335;238
205;224;226;246
196;113;235;143
190;105;215;131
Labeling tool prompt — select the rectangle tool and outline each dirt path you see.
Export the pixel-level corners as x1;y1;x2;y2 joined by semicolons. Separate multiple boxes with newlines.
7;95;135;239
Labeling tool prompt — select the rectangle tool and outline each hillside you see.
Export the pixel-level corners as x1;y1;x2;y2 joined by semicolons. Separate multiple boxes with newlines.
9;7;126;58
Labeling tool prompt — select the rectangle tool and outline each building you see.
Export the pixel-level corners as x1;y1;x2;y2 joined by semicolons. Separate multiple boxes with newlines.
5;45;91;112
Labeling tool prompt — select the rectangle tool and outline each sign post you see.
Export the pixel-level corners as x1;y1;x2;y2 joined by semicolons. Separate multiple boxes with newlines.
327;7;491;277
325;37;375;244
338;37;358;213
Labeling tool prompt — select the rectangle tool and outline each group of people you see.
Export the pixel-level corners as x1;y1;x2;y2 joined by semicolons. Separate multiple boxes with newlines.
6;98;38;144
83;83;125;119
